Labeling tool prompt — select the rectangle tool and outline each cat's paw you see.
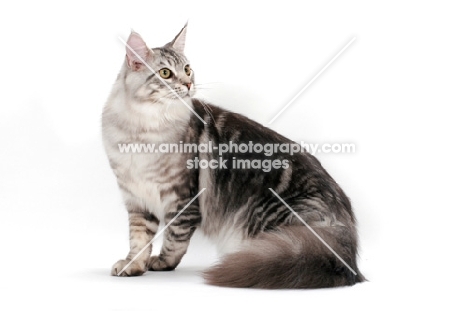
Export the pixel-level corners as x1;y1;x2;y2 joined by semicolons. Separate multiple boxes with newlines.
148;256;175;271
111;259;146;277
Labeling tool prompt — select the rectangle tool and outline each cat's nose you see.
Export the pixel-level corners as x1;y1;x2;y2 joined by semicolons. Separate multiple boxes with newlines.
185;83;192;90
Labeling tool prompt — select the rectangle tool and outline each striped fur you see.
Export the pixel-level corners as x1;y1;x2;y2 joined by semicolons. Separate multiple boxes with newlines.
102;25;364;288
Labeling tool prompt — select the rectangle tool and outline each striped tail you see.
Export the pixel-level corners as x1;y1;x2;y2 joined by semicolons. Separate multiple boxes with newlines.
204;226;365;289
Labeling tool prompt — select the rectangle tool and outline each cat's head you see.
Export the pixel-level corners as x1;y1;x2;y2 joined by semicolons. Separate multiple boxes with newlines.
121;24;195;105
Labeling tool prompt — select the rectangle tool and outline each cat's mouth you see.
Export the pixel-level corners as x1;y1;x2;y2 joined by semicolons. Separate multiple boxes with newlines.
172;91;191;99
175;88;193;99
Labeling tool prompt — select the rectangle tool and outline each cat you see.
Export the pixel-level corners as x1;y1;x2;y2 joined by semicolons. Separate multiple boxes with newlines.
101;24;365;288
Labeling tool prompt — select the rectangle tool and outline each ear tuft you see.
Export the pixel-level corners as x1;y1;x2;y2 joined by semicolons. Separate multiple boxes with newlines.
126;31;151;71
169;23;188;53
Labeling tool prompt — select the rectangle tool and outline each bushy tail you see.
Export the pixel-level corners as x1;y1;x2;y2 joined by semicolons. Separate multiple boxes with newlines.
204;226;365;289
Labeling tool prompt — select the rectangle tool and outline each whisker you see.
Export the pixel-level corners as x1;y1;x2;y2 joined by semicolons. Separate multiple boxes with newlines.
200;101;215;123
195;82;222;86
152;91;177;104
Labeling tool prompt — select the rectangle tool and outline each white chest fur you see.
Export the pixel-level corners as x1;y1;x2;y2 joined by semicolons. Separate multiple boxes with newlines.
115;152;176;220
102;96;192;221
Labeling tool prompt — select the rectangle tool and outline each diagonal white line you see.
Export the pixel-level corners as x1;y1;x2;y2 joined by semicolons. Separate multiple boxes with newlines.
117;188;206;276
268;37;356;125
118;36;207;125
268;188;357;275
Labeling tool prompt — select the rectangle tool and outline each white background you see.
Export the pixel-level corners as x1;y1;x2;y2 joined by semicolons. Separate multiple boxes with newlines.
1;0;467;310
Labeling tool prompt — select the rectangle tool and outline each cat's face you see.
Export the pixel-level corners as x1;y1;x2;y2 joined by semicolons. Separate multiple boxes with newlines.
122;25;195;106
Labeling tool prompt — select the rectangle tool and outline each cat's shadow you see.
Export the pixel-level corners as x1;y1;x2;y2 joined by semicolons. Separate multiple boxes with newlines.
81;266;206;285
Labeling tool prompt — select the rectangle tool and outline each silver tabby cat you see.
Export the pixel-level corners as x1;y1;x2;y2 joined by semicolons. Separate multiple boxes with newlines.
102;24;365;288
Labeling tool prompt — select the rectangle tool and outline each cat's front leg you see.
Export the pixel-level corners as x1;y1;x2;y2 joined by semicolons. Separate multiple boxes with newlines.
112;210;159;276
149;204;200;271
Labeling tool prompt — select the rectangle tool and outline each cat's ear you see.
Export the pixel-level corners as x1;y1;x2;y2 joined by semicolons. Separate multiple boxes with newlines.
126;31;152;71
167;23;188;53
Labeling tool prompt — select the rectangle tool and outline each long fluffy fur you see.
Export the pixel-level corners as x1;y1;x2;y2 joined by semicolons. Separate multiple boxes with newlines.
204;226;365;289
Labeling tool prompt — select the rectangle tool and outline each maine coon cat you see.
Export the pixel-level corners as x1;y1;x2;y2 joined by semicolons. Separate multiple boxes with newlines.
102;24;365;288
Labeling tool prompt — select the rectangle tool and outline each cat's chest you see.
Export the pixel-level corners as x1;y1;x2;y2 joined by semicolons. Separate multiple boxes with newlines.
113;149;187;218
107;128;188;210
102;105;194;214
119;153;165;195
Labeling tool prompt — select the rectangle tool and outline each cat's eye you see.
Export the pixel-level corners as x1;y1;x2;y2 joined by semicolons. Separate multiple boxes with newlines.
184;65;191;76
159;68;172;79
